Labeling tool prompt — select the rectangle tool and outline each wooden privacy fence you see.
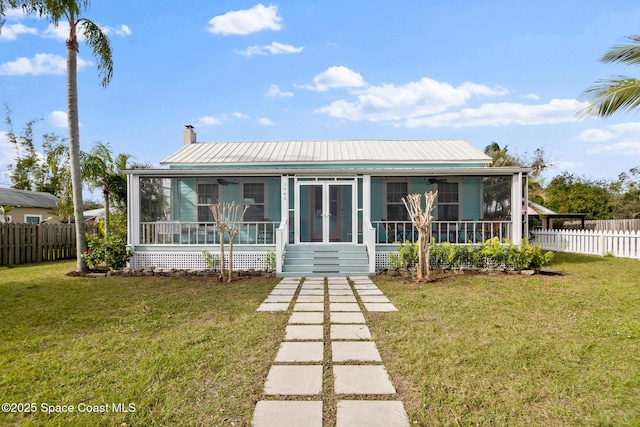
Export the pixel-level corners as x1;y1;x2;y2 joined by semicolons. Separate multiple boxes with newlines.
0;223;76;266
562;219;640;231
533;229;640;259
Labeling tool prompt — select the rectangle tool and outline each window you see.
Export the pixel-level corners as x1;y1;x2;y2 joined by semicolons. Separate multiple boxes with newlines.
386;182;408;220
25;215;42;224
197;182;218;222
437;182;459;220
243;183;265;221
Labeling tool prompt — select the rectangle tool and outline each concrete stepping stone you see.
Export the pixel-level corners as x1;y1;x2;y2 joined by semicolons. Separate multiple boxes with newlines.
297;295;324;303
299;289;325;295
252;400;322;427
289;312;324;324
274;283;300;288
301;283;324;289
364;303;398;312
359;295;390;303
329;295;357;303
329;289;354;296
333;365;396;394
293;303;324;311
329;303;361;312
264;365;323;395
353;284;378;290
332;341;382;362
327;284;352;290
257;303;290;312
285;325;324;340
357;289;384;296
264;295;294;303
275;342;324;362
330;324;372;340
336;400;408;427
330;312;366;324
271;289;297;295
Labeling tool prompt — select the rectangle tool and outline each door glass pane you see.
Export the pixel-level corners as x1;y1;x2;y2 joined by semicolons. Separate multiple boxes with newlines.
330;185;352;242
300;185;322;243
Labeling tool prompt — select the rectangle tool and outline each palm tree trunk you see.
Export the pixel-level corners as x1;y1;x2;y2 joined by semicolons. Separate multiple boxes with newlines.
103;186;110;236
67;17;88;271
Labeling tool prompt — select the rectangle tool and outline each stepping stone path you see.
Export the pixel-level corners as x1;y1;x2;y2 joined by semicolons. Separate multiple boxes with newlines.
252;276;409;427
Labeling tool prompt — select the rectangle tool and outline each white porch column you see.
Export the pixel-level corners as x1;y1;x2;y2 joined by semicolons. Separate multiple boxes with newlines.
363;175;375;272
128;173;140;246
511;172;523;244
276;175;289;274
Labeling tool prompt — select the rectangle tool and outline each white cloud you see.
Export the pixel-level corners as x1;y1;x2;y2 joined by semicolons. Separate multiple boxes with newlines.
42;22;72;41
522;93;541;100
48;111;68;128
42;21;131;41
207;4;282;35
315;76;509;122
578;128;615;142
583;122;640;155
0;23;38;41
237;41;303;57
0;53;92;76
103;24;132;37
197;112;249;126
198;116;223;126
297;66;367;92
266;84;293;97
2;8;31;20
258;118;275;126
404;99;587;128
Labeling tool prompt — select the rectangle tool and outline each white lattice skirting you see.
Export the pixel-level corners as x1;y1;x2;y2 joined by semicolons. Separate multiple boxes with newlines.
130;252;269;271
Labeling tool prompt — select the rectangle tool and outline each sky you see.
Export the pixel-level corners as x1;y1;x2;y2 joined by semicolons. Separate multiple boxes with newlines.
2;0;640;193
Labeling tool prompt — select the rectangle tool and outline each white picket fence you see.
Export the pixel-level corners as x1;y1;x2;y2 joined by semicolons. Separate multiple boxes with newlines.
533;229;640;259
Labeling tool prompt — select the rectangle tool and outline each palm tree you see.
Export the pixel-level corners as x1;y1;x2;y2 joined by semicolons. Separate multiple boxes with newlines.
83;142;131;236
582;35;640;117
0;1;113;271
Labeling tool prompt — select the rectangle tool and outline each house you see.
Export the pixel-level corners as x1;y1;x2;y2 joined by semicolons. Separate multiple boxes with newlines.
125;126;530;276
0;187;59;224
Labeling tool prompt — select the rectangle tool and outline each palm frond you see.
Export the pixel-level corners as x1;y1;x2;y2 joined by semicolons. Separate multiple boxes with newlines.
580;76;640;118
79;18;113;87
601;35;640;66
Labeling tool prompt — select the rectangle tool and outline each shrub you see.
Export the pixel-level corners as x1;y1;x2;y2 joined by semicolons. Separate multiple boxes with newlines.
82;235;134;270
388;240;419;269
202;250;220;270
389;237;553;271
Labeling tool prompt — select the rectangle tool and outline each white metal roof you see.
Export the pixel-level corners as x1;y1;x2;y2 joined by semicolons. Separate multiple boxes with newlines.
160;140;492;166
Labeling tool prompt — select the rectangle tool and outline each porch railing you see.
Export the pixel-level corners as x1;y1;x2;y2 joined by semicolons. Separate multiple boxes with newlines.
140;221;278;245
371;220;512;244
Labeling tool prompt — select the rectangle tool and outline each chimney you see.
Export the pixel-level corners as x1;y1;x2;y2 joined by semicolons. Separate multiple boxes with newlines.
183;125;196;146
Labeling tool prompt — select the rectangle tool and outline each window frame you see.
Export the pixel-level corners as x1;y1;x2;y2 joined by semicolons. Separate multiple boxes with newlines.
196;180;219;222
385;181;409;221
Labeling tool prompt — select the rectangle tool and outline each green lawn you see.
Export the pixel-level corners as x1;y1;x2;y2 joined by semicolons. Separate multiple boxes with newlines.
371;253;640;426
0;254;638;426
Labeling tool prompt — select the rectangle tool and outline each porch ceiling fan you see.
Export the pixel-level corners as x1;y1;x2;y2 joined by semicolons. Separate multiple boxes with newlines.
428;178;447;184
217;178;238;186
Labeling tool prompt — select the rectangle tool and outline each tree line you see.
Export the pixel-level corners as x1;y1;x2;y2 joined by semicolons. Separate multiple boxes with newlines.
485;142;640;220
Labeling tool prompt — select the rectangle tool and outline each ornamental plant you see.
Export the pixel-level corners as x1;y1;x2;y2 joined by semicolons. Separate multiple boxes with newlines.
82;235;134;270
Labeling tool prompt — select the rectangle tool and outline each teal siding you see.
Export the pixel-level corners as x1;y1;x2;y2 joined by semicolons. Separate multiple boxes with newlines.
267;178;280;221
462;178;481;220
174;178;196;221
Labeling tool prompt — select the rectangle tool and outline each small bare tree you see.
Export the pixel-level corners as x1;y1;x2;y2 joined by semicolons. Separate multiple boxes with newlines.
210;202;249;283
402;191;438;281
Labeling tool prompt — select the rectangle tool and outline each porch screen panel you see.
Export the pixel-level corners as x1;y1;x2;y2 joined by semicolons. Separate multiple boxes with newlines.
197;182;218;222
140;177;172;221
482;176;511;219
